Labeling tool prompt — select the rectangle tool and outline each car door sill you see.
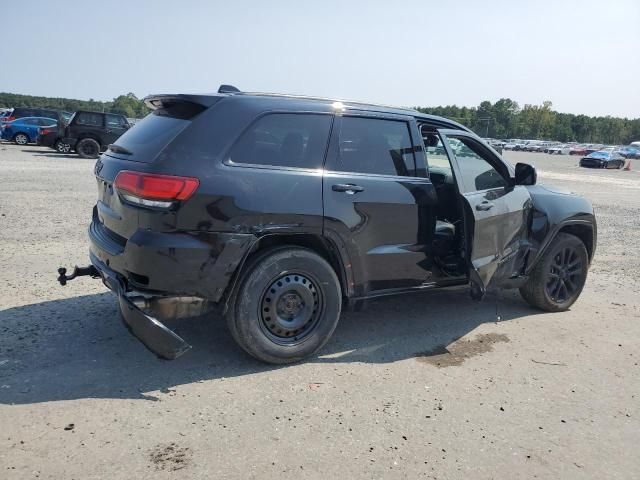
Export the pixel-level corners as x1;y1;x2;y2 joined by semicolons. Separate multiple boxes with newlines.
352;278;468;301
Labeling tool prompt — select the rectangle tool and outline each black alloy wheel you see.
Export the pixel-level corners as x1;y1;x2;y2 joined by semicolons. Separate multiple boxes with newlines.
520;233;589;312
545;246;583;304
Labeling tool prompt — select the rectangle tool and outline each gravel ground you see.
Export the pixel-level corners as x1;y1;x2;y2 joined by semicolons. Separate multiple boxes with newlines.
0;144;638;479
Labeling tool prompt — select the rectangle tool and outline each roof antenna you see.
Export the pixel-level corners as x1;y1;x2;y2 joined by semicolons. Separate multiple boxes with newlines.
218;84;241;94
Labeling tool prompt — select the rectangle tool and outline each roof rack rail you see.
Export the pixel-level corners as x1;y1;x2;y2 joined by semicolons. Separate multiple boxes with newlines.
218;84;241;94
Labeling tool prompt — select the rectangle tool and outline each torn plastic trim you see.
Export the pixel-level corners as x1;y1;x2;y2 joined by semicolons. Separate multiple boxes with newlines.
77;253;198;360
118;293;192;360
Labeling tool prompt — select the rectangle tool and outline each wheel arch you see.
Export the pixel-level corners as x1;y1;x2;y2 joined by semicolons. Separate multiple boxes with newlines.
557;222;595;262
222;233;352;313
528;220;596;275
13;131;32;142
76;133;103;145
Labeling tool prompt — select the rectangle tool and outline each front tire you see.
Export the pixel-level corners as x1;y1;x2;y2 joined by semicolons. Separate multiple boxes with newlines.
76;138;101;158
520;233;589;312
14;133;29;145
226;247;342;364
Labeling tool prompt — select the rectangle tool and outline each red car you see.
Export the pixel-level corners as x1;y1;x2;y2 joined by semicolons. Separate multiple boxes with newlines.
570;145;588;155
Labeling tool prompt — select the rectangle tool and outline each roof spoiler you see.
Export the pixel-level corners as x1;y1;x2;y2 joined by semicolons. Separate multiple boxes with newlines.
218;84;241;94
144;85;241;110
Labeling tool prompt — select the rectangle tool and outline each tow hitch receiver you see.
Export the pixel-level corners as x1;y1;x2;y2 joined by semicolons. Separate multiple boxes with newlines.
57;265;100;285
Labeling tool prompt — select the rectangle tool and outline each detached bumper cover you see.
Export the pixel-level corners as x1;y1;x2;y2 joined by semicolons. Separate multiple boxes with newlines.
90;253;191;359
118;293;191;360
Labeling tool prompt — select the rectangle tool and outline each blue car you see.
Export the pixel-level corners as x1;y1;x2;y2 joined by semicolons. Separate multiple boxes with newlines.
618;146;640;159
0;116;57;145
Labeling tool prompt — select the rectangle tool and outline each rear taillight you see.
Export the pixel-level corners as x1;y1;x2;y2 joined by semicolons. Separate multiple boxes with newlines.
40;128;50;135
114;170;199;208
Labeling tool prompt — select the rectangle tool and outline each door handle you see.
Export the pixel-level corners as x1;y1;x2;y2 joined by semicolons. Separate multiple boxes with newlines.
332;183;365;194
476;201;494;211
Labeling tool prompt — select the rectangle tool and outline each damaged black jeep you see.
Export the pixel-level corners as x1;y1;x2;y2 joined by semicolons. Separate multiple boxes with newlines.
59;85;596;364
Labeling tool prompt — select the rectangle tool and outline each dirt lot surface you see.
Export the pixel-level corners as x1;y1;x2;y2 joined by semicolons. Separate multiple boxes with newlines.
1;144;639;479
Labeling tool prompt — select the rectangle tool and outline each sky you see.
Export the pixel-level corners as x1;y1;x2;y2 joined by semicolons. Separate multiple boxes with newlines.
4;0;640;118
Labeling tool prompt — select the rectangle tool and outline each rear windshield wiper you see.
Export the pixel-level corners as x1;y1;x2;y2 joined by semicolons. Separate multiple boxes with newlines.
108;144;132;155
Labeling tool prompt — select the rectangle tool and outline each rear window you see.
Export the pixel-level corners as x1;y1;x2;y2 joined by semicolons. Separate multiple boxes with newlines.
228;113;333;169
107;111;192;162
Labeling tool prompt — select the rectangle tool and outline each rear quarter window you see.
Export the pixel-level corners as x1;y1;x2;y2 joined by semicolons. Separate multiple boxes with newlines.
75;112;103;127
228;113;333;169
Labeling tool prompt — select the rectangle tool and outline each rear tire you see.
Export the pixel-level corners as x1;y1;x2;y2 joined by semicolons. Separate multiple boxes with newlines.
54;139;71;153
14;133;29;145
519;233;588;312
76;138;100;158
226;247;342;364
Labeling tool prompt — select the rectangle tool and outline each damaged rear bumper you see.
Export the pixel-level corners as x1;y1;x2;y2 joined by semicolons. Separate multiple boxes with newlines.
63;253;202;360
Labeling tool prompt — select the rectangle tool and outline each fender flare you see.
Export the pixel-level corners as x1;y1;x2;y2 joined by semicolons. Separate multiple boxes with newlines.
221;231;356;314
525;219;595;275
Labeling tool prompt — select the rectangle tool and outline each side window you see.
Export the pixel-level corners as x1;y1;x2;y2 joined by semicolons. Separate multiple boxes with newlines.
229;113;332;169
106;114;126;128
422;131;452;172
446;137;508;192
76;112;103;127
39;118;56;126
334;117;415;176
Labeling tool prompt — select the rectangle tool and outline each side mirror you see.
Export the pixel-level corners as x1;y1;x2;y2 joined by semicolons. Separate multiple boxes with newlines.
514;162;537;186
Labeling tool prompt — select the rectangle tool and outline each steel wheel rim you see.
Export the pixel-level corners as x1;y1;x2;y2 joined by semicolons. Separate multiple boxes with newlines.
546;246;582;303
259;272;323;345
16;134;27;145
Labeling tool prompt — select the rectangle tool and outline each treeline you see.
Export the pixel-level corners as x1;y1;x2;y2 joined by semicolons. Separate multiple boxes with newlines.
416;99;640;145
0;92;150;119
2;92;638;144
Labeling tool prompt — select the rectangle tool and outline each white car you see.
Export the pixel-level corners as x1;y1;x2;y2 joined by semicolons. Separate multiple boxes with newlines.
547;144;571;155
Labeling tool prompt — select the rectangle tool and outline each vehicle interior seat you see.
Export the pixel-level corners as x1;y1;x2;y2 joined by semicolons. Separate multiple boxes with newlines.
433;219;456;257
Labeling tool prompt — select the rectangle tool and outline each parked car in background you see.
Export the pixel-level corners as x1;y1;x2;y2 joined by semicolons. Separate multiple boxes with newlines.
1;107;71;124
58;85;597;364
547;144;571;155
483;138;504;154
570;145;588;155
618;146;640;159
579;150;625;169
1;116;57;145
37;122;67;150
62;111;131;158
504;139;526;151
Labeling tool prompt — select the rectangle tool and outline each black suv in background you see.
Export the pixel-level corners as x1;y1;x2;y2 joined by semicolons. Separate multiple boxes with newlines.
60;85;596;364
62;111;130;158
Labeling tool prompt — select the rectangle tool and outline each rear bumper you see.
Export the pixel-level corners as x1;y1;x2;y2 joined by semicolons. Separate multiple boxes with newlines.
37;134;57;147
89;216;255;302
89;252;192;359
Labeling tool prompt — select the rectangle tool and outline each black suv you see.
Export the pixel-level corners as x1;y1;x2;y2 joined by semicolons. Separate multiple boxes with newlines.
62;111;130;158
59;85;596;364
